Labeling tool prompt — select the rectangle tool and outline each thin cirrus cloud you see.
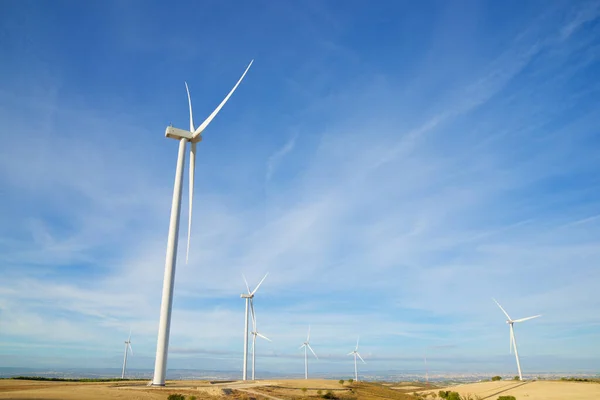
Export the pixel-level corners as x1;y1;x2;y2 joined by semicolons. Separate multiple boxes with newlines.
0;1;599;374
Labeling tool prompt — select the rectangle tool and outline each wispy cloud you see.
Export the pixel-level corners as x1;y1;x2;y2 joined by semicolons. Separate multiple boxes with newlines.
0;0;599;374
266;133;298;182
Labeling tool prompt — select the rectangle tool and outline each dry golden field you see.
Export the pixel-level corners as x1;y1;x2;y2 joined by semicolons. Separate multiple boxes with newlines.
0;379;417;400
1;378;599;400
420;380;600;400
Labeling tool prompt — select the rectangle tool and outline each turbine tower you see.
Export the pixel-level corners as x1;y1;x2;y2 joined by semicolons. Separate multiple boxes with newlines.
299;325;318;379
152;60;253;386
347;337;365;382
250;300;271;380
121;330;133;379
241;273;268;381
493;298;541;381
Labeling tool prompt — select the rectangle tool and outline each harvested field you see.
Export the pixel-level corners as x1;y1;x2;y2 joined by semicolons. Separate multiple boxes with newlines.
420;380;600;400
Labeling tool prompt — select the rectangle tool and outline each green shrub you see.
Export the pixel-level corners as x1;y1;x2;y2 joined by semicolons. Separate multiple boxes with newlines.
513;376;520;381
317;389;323;395
301;387;308;393
447;392;461;400
339;379;345;385
348;378;354;384
491;376;502;381
439;390;449;399
497;396;516;400
188;396;197;400
322;390;337;399
167;395;185;400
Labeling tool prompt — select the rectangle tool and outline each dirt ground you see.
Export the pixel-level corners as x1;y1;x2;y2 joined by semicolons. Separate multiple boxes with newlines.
2;379;598;400
0;379;411;400
421;380;600;400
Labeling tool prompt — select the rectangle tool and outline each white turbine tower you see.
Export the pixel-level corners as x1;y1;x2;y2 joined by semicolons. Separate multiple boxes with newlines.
347;337;365;382
493;298;541;381
152;60;254;386
121;330;133;379
299;326;318;379
241;273;268;381
249;301;271;380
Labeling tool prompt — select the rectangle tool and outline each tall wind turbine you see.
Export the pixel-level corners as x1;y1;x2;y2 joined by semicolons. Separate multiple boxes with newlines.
348;337;365;382
121;330;133;379
250;301;271;380
493;298;541;381
424;352;428;383
152;60;254;386
241;273;268;381
299;326;318;379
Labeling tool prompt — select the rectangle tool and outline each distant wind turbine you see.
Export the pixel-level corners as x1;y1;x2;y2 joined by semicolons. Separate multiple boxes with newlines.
300;326;318;379
250;300;271;380
424;352;428;383
151;60;253;386
121;330;133;379
241;273;268;381
493;298;541;381
348;337;365;382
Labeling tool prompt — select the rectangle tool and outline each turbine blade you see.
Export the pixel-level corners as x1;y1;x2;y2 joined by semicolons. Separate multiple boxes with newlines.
192;60;254;139
347;351;354;356
186;141;196;264
250;299;256;329
242;274;251;294
128;343;133;355
357;352;366;364
128;328;131;341
356;336;360;350
300;344;306;350
493;298;512;320
307;325;311;342
513;315;542;323
510;326;513;354
251;272;269;295
307;344;318;359
257;333;271;342
185;82;194;132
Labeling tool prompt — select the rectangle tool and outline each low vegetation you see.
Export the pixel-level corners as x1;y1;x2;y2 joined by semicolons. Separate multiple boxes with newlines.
167;395;185;400
491;376;503;381
339;379;345;385
437;391;481;400
497;396;516;400
560;377;598;382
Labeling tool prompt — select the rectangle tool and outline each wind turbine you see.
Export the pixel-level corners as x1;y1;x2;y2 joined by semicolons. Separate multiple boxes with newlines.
241;273;268;381
424;352;428;383
299;325;318;379
250;301;271;380
121;330;133;379
347;337;365;382
493;298;541;381
151;60;254;386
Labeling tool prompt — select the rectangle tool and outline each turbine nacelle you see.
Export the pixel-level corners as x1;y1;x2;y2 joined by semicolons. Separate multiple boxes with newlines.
165;126;202;142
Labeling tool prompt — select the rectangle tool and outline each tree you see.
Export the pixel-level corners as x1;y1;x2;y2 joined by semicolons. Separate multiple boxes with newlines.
348;378;354;384
339;379;345;385
513;376;520;381
491;376;502;381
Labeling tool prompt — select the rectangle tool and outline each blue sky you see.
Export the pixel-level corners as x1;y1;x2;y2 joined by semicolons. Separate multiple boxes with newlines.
1;0;600;377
